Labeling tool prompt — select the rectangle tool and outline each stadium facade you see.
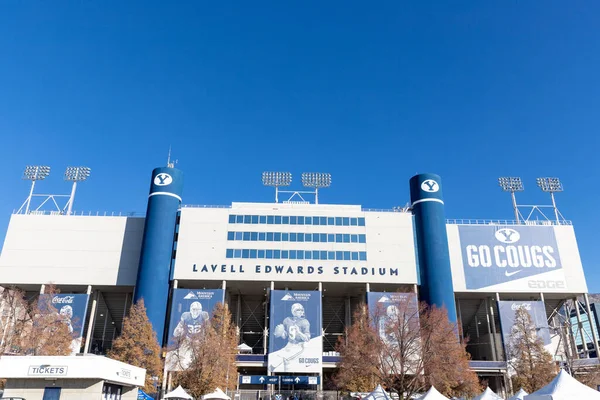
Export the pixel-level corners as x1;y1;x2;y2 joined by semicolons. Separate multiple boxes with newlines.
0;165;596;395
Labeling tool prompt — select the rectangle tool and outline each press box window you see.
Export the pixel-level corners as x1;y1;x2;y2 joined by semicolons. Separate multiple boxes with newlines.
229;215;236;223
267;216;275;224
281;250;289;259
350;217;358;226
259;232;266;241
226;249;234;258
227;232;235;240
343;217;350;226
243;232;251;241
234;249;242;258
358;217;366;226
259;215;267;224
298;216;305;225
243;215;251;224
275;216;282;224
250;249;257;258
236;215;244;223
282;216;290;224
258;250;265;258
290;216;297;225
235;232;243;240
359;234;366;243
242;249;250;258
267;232;274;241
250;232;258;241
359;251;367;261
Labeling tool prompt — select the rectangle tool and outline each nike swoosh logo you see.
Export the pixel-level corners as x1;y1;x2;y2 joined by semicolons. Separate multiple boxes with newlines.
505;270;522;277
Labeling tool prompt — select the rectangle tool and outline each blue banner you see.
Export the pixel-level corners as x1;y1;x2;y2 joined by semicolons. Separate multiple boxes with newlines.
167;289;224;345
498;301;551;354
268;290;322;373
280;376;320;385
38;294;89;354
458;226;562;290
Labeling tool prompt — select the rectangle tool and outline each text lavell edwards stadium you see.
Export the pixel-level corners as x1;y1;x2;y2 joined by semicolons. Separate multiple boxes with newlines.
192;264;404;277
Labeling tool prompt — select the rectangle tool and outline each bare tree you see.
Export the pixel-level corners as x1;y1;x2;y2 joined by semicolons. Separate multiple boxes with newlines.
334;306;380;392
335;300;480;399
0;285;73;356
108;299;163;394
172;303;238;398
507;307;557;393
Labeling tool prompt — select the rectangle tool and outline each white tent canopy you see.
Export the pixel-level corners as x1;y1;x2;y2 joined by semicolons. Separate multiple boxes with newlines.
472;387;503;400
524;369;600;400
508;388;529;400
165;385;194;400
362;385;392;400
416;386;449;400
202;388;231;400
237;343;253;353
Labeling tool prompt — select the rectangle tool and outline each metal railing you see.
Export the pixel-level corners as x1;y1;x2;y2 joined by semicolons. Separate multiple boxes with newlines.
181;204;232;209
13;210;145;217
229;390;341;400
446;218;572;226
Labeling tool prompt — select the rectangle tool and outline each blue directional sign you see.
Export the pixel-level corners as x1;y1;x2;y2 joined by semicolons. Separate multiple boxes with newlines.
239;375;280;385
239;375;320;385
280;376;320;385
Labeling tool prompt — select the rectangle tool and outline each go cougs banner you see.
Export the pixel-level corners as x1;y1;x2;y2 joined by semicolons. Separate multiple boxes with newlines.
498;301;551;354
38;294;89;354
268;290;322;373
458;225;564;290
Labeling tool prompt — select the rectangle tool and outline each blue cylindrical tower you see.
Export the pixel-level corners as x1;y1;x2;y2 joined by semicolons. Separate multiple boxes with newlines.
134;166;183;342
409;173;457;323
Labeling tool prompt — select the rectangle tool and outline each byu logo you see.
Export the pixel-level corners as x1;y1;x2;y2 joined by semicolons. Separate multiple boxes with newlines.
494;228;520;244
421;179;439;193
154;173;173;186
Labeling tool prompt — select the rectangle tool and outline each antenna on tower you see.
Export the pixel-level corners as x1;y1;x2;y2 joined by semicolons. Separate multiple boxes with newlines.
167;146;177;168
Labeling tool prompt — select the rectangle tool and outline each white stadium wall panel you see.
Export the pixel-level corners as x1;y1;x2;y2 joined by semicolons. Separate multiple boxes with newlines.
172;203;418;284
0;215;144;286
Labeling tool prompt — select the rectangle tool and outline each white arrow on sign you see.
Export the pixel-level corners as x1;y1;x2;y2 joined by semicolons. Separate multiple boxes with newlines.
295;377;300;383
259;377;265;383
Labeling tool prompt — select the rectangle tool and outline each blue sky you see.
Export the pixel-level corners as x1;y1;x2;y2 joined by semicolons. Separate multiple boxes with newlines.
1;2;599;290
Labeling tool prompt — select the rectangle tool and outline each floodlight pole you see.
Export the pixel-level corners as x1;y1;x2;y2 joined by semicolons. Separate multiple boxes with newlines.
550;192;560;224
67;181;78;216
511;191;519;224
25;180;36;215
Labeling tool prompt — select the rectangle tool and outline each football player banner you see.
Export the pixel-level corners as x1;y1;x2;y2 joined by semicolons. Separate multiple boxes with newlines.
498;300;551;356
268;290;322;373
165;289;224;371
38;293;90;354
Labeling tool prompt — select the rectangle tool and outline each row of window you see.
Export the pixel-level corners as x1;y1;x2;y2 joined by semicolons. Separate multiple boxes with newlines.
226;248;368;261
227;231;367;244
228;214;366;227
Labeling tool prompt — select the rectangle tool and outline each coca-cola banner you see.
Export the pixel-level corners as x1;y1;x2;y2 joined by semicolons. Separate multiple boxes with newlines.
497;300;550;354
38;293;90;354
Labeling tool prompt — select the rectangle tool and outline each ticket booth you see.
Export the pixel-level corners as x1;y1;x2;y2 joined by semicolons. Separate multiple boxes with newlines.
0;354;146;400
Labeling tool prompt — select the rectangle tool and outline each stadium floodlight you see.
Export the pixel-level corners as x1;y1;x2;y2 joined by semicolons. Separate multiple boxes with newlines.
537;177;563;223
498;177;524;192
301;172;332;188
302;172;331;204
64;166;91;182
262;172;292;203
498;176;523;223
23;165;51;181
22;166;51;214
64;167;91;215
536;177;563;193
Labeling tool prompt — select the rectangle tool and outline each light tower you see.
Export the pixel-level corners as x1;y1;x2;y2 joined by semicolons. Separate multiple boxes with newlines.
301;172;331;205
22;166;50;214
498;177;524;223
536;177;563;223
64;167;91;215
262;172;292;203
